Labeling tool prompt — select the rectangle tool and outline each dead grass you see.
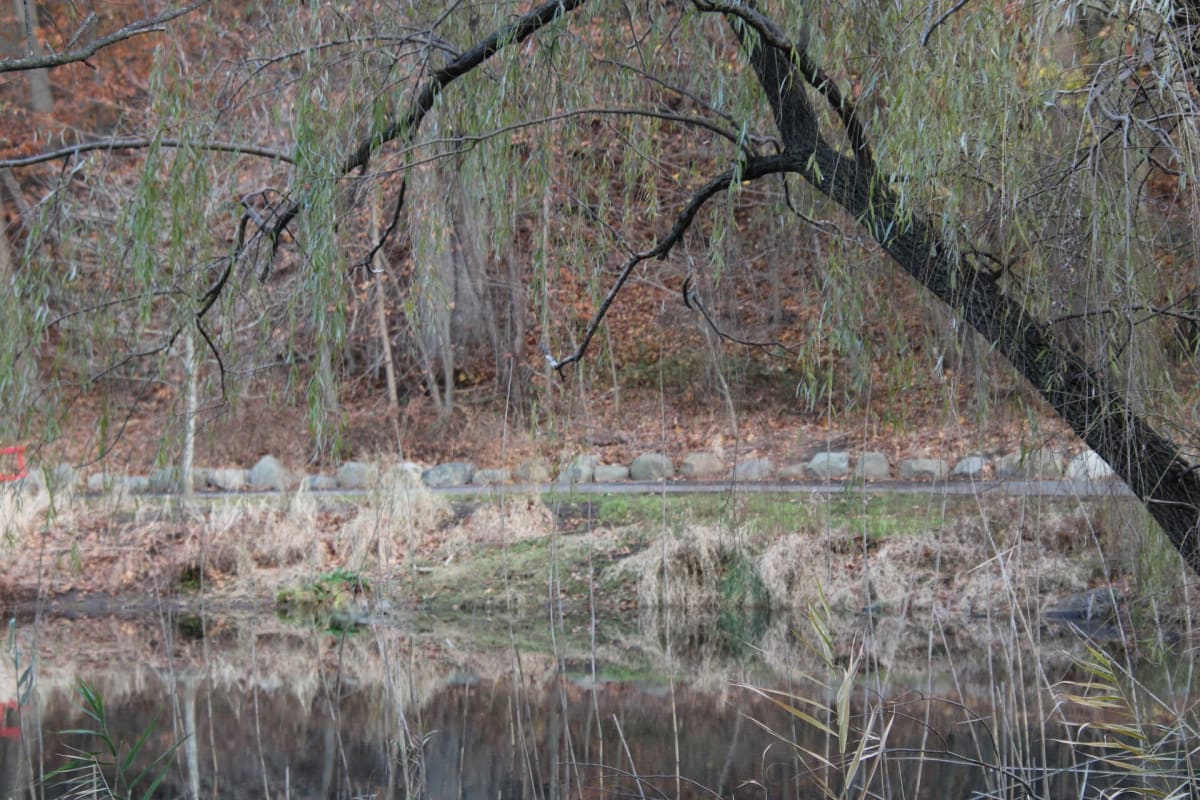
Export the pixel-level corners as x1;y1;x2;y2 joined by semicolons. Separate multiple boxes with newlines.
608;499;1110;674
436;496;554;560
335;463;450;568
621;524;746;612
216;462;453;580
0;485;50;547
754;502;1097;669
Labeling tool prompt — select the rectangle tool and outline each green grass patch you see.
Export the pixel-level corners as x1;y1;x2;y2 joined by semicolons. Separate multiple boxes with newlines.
541;489;958;543
276;568;370;632
409;527;643;614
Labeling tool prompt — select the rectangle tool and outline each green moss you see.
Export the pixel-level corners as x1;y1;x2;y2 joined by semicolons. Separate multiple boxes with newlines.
176;614;205;640
716;551;772;656
276;568;370;632
719;551;770;610
177;563;203;593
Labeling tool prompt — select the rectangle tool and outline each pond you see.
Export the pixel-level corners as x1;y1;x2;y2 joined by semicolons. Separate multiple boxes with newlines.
3;596;1194;800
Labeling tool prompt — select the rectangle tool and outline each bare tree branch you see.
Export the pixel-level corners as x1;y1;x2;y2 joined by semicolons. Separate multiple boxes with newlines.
921;0;973;45
0;137;293;169
683;276;797;355
548;154;794;373
0;1;210;74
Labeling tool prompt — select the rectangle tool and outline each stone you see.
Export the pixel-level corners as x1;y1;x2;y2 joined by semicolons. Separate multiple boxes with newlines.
302;475;340;491
422;461;476;487
952;456;988;478
248;455;291;491
208;468;248;492
854;452;891;481
777;462;809;481
1066;450;1115;482
679;452;724;479
898;458;949;481
993;453;1025;479
515;460;552;483
43;462;78;495
191;468;213;490
94;475;148;495
1026;451;1065;479
473;467;512;486
149;467;183;494
558;454;600;484
995;451;1064;479
629;452;675;481
336;461;378;490
732;458;775;481
387;462;426;487
806;452;850;480
124;476;151;494
593;464;630;482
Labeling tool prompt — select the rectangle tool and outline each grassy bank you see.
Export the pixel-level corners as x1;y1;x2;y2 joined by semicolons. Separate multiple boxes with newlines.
3;473;1189;663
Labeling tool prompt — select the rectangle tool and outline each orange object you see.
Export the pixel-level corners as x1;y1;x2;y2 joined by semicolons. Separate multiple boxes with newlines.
0;446;26;482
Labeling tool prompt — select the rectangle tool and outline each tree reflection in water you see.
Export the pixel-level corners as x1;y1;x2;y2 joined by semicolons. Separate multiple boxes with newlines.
0;606;1185;799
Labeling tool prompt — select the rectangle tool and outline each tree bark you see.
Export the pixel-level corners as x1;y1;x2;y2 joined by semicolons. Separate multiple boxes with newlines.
370;187;399;412
9;0;53;111
738;18;1200;574
180;328;197;504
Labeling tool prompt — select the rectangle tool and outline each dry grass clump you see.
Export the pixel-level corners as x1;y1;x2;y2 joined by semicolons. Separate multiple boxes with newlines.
333;463;450;567
757;532;846;614
218;498;325;572
615;524;770;676
622;524;746;611
755;505;1095;669
0;466;88;550
437;496;554;559
0;485;50;546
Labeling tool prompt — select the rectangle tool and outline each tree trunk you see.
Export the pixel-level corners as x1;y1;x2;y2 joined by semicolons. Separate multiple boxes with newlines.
180;327;197;504
10;0;53;112
370;188;399;412
741;24;1200;574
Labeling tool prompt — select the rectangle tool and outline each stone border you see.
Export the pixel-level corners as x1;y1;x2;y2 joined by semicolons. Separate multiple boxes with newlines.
40;447;1119;497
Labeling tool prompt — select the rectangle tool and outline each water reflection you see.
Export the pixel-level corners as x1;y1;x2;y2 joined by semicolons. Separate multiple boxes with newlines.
0;602;1191;799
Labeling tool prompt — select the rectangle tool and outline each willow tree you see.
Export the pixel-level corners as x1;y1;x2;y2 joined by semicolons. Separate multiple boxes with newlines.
6;0;1200;572
254;0;1200;575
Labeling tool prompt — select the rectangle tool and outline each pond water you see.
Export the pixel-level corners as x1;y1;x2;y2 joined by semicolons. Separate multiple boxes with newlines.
2;597;1189;799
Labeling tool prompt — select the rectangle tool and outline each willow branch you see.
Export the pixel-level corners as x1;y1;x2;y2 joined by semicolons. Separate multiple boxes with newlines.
264;0;590;253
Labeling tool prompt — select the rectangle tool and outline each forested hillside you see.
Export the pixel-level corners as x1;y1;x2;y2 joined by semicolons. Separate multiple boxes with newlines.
5;0;1200;565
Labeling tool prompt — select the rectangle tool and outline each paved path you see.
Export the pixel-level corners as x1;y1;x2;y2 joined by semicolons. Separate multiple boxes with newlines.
384;478;1131;498
350;479;1132;496
85;478;1134;504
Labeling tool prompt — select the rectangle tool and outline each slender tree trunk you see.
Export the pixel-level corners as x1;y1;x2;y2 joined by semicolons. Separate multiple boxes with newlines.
182;679;200;800
10;0;53;112
180;328;197;503
370;189;399;412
